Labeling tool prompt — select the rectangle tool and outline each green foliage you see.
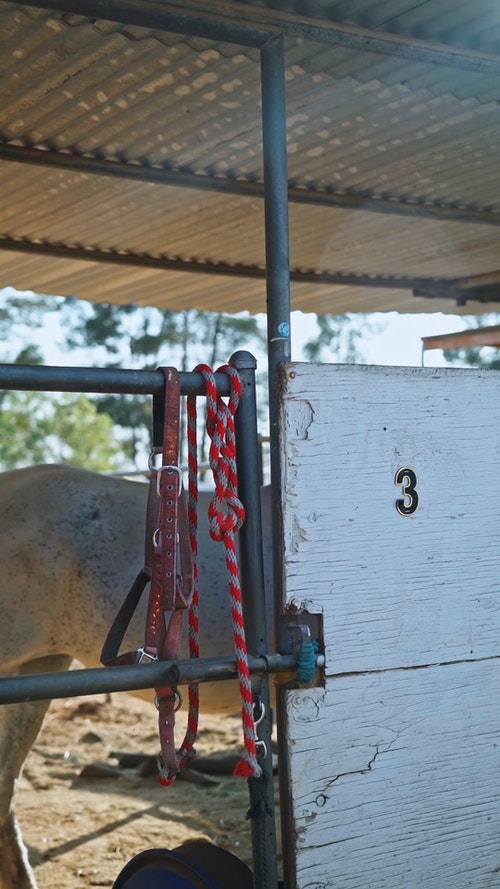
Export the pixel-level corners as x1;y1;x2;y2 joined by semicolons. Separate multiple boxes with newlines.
443;346;500;370
0;288;60;338
59;300;265;369
58;300;267;463
13;344;44;366
0;390;127;471
0;288;377;473
302;313;378;363
0;390;51;467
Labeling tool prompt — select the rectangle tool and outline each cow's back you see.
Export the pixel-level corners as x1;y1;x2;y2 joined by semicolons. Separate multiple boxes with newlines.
0;465;273;714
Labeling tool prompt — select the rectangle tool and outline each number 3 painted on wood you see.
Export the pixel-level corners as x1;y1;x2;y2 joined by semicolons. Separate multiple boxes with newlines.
395;467;419;515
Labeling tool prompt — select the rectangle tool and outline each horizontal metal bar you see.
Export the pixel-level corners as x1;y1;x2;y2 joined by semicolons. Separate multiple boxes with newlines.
0;143;267;197
2;144;500;227
179;0;500;73
12;0;273;47
413;286;500;306
288;190;500;227
0;654;297;704
0;237;468;295
13;0;500;73
454;269;500;289
0;235;269;277
0;363;231;395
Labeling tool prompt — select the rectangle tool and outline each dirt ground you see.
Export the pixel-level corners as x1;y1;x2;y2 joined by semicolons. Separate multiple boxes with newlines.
17;693;281;888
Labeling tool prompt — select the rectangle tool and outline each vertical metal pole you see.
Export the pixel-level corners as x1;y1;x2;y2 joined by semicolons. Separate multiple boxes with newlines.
260;31;291;638
261;32;292;373
260;32;291;611
260;32;291;889
231;349;278;889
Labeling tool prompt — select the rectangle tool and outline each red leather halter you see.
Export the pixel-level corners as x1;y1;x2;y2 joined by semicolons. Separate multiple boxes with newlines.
101;367;193;783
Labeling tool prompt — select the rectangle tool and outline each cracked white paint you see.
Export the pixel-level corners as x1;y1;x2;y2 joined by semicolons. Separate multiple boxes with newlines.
279;363;500;889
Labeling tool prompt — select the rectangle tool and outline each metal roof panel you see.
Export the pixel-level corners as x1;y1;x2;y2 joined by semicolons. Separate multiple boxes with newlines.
0;1;499;314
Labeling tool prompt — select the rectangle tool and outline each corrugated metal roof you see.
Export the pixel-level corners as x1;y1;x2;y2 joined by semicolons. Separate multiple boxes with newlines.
0;0;499;315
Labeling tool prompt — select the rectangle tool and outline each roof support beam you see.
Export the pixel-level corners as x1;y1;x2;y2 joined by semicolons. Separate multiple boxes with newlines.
454;270;500;289
1;143;499;228
2;233;499;304
12;0;273;47
413;285;500;306
0;233;486;296
179;0;500;73
414;269;500;305
12;0;500;73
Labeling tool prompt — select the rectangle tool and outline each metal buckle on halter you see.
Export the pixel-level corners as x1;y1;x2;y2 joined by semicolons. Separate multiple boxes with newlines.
136;647;158;665
155;689;183;712
148;452;183;498
155;464;183;498
252;697;268;758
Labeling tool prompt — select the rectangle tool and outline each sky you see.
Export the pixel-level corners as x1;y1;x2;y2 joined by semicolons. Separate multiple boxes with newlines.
3;290;492;475
42;307;473;368
292;309;472;368
2;286;485;370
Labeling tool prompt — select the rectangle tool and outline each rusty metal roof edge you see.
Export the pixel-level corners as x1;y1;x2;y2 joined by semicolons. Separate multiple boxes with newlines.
12;0;500;73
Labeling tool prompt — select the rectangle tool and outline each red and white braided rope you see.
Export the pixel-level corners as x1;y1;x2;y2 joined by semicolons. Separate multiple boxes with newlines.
193;363;261;779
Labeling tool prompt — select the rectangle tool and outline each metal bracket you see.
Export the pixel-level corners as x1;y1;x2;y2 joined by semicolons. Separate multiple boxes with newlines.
276;608;324;689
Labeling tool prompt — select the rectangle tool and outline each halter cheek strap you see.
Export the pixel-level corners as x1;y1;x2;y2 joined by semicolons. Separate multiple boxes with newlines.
101;367;194;782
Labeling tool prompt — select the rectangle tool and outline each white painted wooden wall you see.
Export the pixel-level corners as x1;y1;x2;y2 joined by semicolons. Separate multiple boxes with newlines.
278;363;500;889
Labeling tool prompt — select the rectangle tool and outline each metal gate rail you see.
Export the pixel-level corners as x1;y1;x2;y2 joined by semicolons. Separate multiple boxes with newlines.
0;362;232;395
0;348;282;888
0;351;278;706
0;654;296;705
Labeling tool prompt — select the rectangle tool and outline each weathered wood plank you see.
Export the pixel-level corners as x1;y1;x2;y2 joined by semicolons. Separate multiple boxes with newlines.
279;364;500;673
278;364;500;888
283;660;500;889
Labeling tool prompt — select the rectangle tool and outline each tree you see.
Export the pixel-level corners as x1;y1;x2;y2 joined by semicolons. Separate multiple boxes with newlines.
0;390;127;471
301;313;381;363
0;289;128;471
0;289;377;473
0;287;59;338
58;299;267;466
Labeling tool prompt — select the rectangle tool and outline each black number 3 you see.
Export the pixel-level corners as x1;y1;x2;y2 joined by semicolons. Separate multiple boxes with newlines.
395;467;419;515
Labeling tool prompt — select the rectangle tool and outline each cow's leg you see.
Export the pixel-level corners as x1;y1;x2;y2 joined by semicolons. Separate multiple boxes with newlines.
0;656;72;889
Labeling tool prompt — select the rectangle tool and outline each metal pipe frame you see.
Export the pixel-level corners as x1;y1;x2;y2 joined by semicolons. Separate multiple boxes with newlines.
0;654;296;705
1;7;294;887
0;363;231;396
231;350;279;889
176;0;500;73
0;350;286;886
13;0;272;47
0;352;284;886
12;0;500;73
260;35;291;889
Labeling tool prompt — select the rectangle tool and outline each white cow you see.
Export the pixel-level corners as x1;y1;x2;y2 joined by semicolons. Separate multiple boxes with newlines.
0;464;273;889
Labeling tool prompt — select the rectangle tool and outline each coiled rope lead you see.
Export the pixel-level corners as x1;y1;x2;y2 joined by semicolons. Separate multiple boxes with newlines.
189;363;261;779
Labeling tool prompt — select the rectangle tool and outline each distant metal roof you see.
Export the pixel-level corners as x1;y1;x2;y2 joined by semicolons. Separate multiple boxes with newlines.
422;325;500;351
1;0;500;315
